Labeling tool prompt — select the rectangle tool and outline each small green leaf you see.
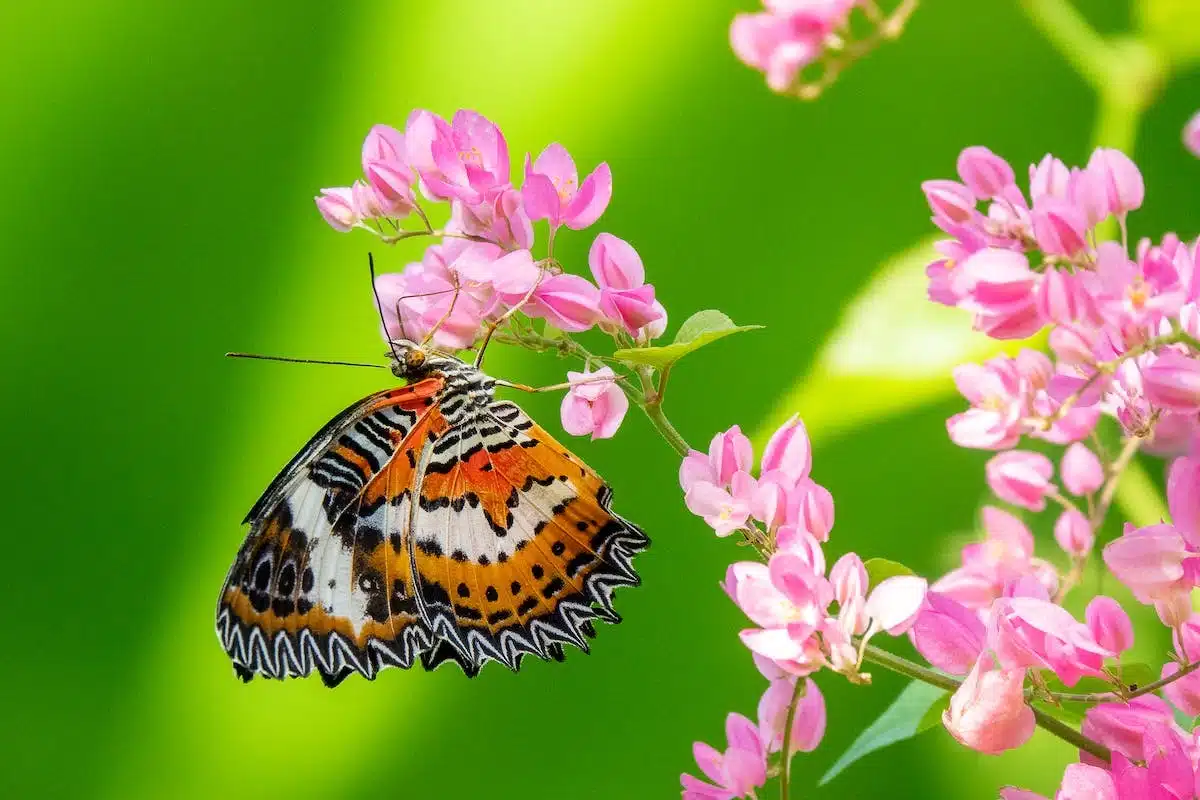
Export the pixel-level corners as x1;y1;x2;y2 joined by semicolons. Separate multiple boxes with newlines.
917;692;951;734
863;558;915;590
612;310;761;368
1111;662;1155;691
541;320;566;341
819;680;948;786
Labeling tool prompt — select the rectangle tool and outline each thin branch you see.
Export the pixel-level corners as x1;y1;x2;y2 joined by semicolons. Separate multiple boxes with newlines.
779;678;807;800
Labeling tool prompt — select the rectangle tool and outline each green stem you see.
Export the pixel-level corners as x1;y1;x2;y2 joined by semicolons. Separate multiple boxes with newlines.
779;678;807;800
1051;657;1200;704
642;401;689;458
1017;0;1115;90
1029;707;1112;763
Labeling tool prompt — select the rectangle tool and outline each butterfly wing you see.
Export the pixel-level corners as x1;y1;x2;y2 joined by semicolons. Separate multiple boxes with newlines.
215;378;446;686
407;398;649;675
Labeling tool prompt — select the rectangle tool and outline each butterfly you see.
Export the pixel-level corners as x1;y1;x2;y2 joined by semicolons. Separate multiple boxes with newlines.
215;339;649;686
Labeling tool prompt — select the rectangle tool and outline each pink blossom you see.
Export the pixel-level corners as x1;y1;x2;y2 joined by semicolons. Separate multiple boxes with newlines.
957;146;1015;199
374;242;494;349
933;506;1057;610
864;575;927;636
1085;596;1133;654
757;677;825;755
749;476;788;531
1061;442;1104;495
450;189;533;250
988;596;1111;686
687;480;751;537
1143;350;1200;413
829;553;866;608
1102;522;1192;603
730;2;855;92
681;713;767;800
986;450;1055;511
908;591;984;675
947;356;1026;449
1087;147;1144;216
1161;660;1200;716
1031;197;1088;257
1037;267;1094;325
761;414;812;482
523;273;601;332
786;479;834;542
942;656;1035;754
361;124;415;215
706;425;754;489
955;248;1045;339
1030;154;1070;202
407;109;511;204
922;179;977;227
521;143;611;230
1168;454;1200;548
560;366;628;441
1055;763;1118;800
680;450;716;493
315;187;358;232
588;233;663;336
1054;509;1093;558
1185;111;1200;158
1092;240;1186;329
1082;695;1179;763
999;788;1046;800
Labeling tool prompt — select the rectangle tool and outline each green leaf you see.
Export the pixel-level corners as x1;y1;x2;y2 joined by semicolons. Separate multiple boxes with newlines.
863;558;915;590
612;309;761;368
819;680;948;786
917;692;951;734
541;320;566;341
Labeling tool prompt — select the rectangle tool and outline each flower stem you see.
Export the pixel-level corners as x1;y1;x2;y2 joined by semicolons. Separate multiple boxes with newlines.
1029;706;1112;763
1050;657;1200;704
779;678;807;800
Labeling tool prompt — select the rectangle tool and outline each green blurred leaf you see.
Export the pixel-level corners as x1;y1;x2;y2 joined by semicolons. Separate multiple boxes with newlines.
820;680;948;786
612;309;761;368
864;558;916;589
917;692;951;733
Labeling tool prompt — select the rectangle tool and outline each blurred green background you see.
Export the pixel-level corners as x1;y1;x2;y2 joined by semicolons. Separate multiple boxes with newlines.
4;0;1200;797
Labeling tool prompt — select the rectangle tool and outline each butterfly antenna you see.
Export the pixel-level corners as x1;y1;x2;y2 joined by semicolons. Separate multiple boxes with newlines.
226;353;386;369
369;252;403;363
419;277;462;349
473;266;548;368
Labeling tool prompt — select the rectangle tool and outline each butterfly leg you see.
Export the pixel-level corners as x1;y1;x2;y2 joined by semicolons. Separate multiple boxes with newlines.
494;374;629;394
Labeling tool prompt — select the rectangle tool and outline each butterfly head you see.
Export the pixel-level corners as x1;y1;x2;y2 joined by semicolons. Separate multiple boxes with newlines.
387;339;463;380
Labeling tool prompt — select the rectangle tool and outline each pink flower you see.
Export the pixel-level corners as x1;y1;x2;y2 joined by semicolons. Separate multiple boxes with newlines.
680;450;716;493
1143;350;1200;413
315;187;358;231
1185;111;1200;158
687;481;751;537
1061;443;1104;495
1054;509;1093;558
761;414;812;481
947;356;1026;449
1168;454;1200;548
908;592;985;675
361;124;415;215
450;189;533;250
749;476;788;531
681;713;767;800
1037;267;1094;325
955;248;1045;339
1161;660;1200;716
730;2;855;92
922;179;977;226
523;273;601;332
374;242;494;349
1102;522;1192;603
988;596;1111;686
1087;147;1144;216
1085;596;1133;654
560;366;628;440
1082;695;1179;763
933;506;1058;610
407;109;510;204
942;656;1035;754
1032;197;1088;257
757;677;825;755
1055;764;1118;800
1030;154;1070;202
787;479;834;542
521;143;612;230
986;450;1055;511
829;553;867;608
588;233;663;336
957;146;1015;199
864;575;927;636
708;425;754;488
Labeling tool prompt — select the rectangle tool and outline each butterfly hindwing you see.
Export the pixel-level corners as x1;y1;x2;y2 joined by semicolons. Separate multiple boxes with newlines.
215;379;444;685
410;399;649;674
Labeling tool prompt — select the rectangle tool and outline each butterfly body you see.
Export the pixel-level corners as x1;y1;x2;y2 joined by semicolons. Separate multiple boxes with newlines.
216;342;648;685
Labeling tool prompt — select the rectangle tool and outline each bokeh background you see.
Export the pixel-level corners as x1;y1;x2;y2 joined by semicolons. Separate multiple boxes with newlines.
5;0;1200;797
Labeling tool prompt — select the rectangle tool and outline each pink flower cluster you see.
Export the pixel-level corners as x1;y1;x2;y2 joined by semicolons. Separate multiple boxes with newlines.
730;1;858;92
680;416;928;790
1186;112;1200;159
927;145;1200;455
315;109;666;352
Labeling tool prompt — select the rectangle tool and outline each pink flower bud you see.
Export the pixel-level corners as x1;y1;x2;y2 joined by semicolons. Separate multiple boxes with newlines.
760;415;812;482
956;146;1015;199
1186;111;1200;159
921;179;976;225
829;553;866;608
524;273;601;333
560;367;627;440
1061;443;1104;495
1054;509;1094;558
1037;267;1092;325
787;479;834;542
750;477;787;531
1102;523;1189;603
314;187;358;232
1029;154;1070;202
679;450;714;493
1168;455;1200;548
1032;198;1089;257
943;657;1035;755
1143;351;1200;413
361;123;407;172
1085;596;1133;654
708;425;754;488
1057;764;1118;800
985;450;1055;511
1154;589;1193;628
908;592;985;675
757;678;825;755
364;161;415;215
1068;166;1109;228
588;233;663;335
1087;147;1144;216
1162;660;1200;717
865;575;927;636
